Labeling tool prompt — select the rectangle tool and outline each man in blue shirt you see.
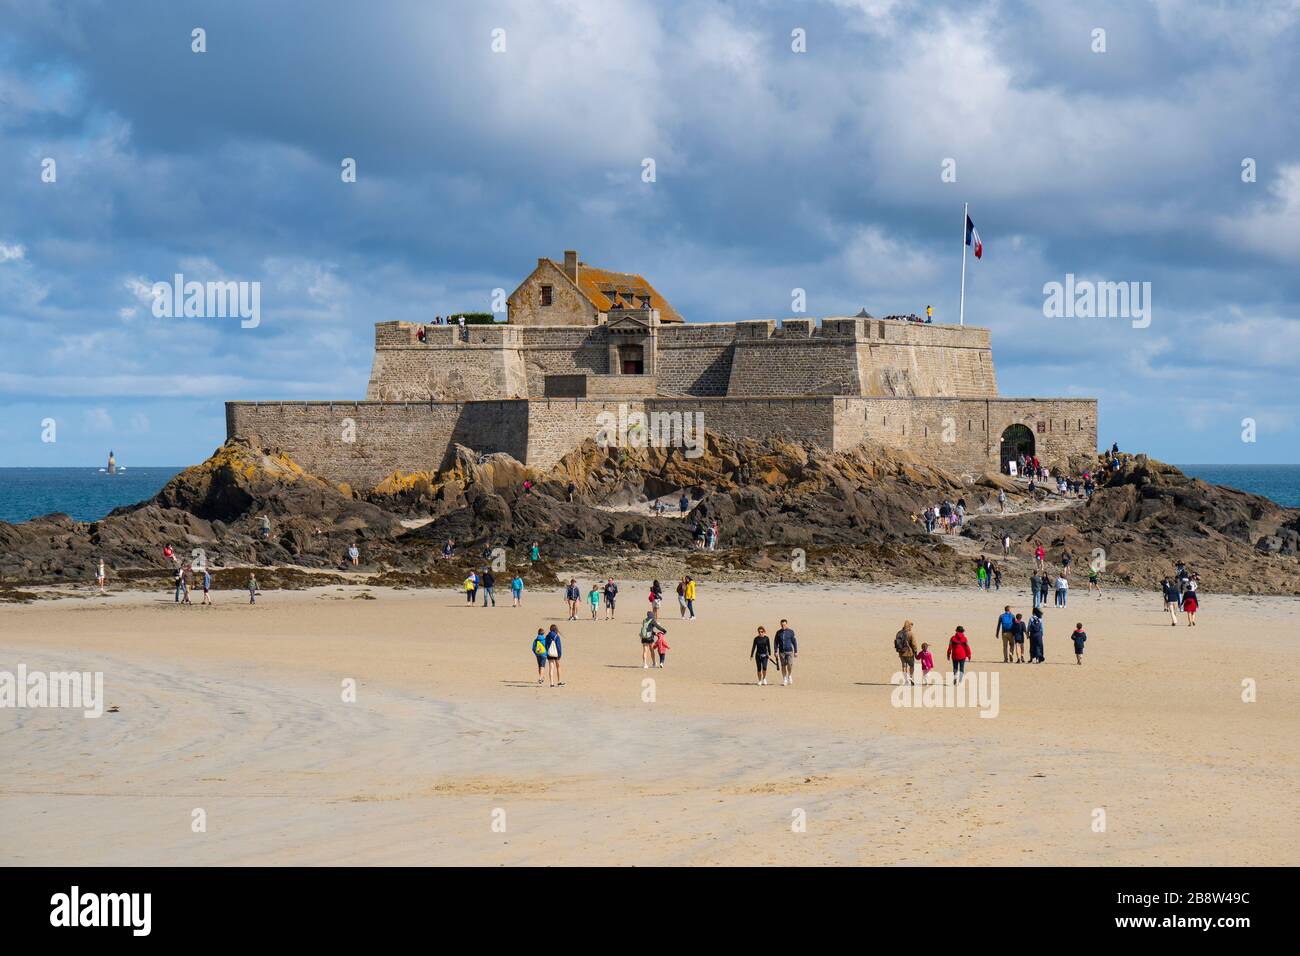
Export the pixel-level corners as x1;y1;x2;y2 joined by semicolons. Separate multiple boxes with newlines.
995;605;1016;662
773;619;798;686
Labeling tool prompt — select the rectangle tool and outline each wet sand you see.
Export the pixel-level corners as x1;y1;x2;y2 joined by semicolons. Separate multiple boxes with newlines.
1;580;1296;865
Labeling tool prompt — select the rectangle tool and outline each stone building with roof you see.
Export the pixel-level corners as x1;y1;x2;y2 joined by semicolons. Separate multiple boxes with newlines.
225;250;1098;487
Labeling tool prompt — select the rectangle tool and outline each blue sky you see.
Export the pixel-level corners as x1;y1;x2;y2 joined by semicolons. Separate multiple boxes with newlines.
1;0;1297;466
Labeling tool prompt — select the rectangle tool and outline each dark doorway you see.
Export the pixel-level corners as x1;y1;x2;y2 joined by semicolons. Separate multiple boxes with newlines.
999;424;1035;473
619;343;644;375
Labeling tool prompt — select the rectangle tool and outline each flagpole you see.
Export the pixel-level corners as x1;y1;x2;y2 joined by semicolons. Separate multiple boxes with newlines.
959;201;968;326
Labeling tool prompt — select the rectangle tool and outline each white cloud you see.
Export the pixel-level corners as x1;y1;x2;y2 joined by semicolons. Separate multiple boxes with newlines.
1213;163;1300;265
84;407;113;432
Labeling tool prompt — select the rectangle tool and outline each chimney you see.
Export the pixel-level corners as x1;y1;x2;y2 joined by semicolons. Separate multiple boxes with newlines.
563;250;578;282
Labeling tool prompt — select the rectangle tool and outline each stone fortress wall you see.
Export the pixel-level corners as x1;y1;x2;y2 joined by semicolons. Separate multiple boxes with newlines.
227;314;1096;487
361;316;999;402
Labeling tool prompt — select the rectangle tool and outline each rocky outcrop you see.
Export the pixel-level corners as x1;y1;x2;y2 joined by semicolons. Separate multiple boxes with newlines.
2;439;1296;594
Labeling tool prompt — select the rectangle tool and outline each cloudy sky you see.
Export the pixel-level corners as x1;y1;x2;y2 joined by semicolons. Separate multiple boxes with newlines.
2;0;1297;466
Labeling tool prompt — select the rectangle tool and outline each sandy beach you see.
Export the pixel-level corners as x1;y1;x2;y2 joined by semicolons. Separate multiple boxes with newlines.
1;579;1296;866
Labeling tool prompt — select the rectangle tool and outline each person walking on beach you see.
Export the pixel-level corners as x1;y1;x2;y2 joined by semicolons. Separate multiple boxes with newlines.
1181;587;1199;626
96;558;107;594
654;629;671;667
464;570;478;605
532;628;548;684
649;579;663;615
174;565;185;604
480;568;496;607
565;579;580;620
1011;612;1027;663
992;562;1002;591
179;565;192;605
640;611;667;668
676;578;688;618
1030;572;1042;610
683;576;697;620
918;642;935;679
995;606;1015;662
946;626;971;683
603;577;618;620
1054;573;1069;608
587;583;601;620
1034;544;1045;570
1039;573;1051;609
201;568;212;606
1070;622;1087;664
1027;607;1045;662
751;626;772;685
247;573;258;605
544;624;563;687
976;560;988;591
511;574;524;607
1061;550;1072;575
1087;564;1102;595
1161;578;1180;625
895;620;919;684
774;619;798;686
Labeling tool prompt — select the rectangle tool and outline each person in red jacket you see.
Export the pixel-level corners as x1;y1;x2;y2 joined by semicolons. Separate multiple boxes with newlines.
946;626;972;683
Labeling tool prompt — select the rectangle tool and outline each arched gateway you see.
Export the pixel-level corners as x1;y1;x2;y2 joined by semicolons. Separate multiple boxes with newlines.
999;423;1035;473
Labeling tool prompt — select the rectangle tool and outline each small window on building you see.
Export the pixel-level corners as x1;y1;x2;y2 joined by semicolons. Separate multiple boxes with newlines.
540;285;553;306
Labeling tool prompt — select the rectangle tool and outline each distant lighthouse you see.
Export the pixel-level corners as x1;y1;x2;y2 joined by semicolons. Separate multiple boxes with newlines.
106;450;117;475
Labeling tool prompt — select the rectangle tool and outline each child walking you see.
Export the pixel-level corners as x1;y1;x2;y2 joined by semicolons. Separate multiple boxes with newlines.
587;583;601;621
918;642;934;679
1071;622;1087;664
654;630;670;668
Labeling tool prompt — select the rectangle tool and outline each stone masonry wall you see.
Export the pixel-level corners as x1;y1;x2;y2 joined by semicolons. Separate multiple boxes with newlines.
226;400;528;487
524;399;646;469
655;323;737;395
507;259;599;327
832;397;1097;473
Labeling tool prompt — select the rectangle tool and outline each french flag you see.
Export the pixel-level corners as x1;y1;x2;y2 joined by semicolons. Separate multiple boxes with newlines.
965;214;983;259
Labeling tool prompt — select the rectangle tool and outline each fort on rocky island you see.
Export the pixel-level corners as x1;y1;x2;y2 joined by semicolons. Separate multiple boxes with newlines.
225;250;1097;488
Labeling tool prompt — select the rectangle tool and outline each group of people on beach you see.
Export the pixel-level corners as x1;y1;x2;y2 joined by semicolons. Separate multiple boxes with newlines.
749;620;798;685
691;519;720;550
893;607;1089;684
923;497;966;533
1160;561;1201;625
464;568;526;607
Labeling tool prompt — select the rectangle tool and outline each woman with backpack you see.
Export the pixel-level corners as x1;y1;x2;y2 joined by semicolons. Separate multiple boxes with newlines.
895;621;919;684
1027;608;1045;663
544;624;563;687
